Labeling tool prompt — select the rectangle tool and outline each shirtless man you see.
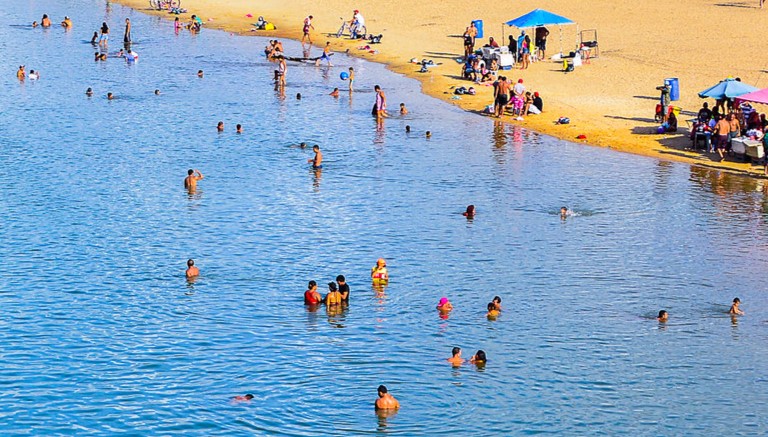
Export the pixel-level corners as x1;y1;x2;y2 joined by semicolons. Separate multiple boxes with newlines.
315;41;333;66
185;259;199;278
374;385;400;410
494;76;510;118
308;145;322;169
657;310;668;322
729;297;744;315
16;65;25;80
184;169;204;192
447;347;464;365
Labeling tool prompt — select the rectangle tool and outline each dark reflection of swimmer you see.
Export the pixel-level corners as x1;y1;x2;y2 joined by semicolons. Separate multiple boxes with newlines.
447;346;464;365
487;302;500;318
375;385;400;410
657;310;668;322
232;394;254;402
154;89;160;95
184;169;204;192
729;297;744;315
308;145;323;169
197;69;204;78
185;259;199;278
469;350;486;365
462;204;475;218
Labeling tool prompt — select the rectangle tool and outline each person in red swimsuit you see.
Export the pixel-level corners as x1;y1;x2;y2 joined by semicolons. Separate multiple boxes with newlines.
304;280;323;304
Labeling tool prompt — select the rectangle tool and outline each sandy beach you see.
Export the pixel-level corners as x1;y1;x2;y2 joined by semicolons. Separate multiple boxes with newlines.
114;0;768;176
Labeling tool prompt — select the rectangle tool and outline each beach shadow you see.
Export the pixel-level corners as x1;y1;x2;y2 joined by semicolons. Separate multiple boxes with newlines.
633;95;659;101
606;115;657;123
447;34;465;38
715;2;756;8
425;51;463;57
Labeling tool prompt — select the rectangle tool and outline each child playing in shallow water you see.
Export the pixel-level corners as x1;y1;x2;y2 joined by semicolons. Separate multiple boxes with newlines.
487;302;500;318
729;297;744;315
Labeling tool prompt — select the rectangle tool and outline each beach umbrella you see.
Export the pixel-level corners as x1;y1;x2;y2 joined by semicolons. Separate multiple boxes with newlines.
734;88;768;106
698;78;759;100
502;9;576;58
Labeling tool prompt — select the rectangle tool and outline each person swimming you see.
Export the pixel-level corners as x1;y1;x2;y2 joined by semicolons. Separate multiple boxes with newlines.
492;296;502;311
486;302;500;318
462;205;475;218
154;89;161;95
233;394;254;402
330;88;339;97
469;350;487;364
729;297;744;315
236;124;242;133
86;87;94;96
185;259;199;278
184;169;204;192
326;282;342;306
337;275;350;301
447;346;463;365
400;103;408;115
560;206;569;218
426;131;432;138
304;280;323;305
308;145;322;169
371;258;388;282
657;310;668;322
107;92;115;100
217;121;224;132
375;385;399;410
437;297;453;312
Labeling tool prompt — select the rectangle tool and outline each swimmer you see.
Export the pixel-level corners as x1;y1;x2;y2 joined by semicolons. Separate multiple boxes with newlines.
375;385;400;410
330;88;339;98
61;16;72;29
469;350;487;364
236;124;242;133
304;280;323;305
326;282;342;306
154;89;160;95
116;48;125;58
32;21;38;28
86;87;94;97
308;145;322;169
184;169;204;192
107;92;114;100
299;142;307;149
28;70;39;80
90;31;99;44
16;66;25;80
217;121;224;132
492;296;502;311
233;394;254;402
124;18;131;43
447;347;464;365
437;297;453;312
657;310;668;322
371;258;388;282
41;14;51;27
373;85;388;118
405;125;411;133
197;70;204;78
462;205;475;218
185;259;199;278
348;67;355;91
426;131;432;138
337;275;350;301
560;206;568;218
729;297;744;315
487;302;500;318
400;103;408;115
296;93;302;100
94;52;107;61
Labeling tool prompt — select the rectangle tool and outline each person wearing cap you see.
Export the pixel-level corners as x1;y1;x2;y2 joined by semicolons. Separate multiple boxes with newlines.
657;310;668;322
326;282;342;306
61;16;73;28
436;297;453;313
371;258;388;283
532;92;543;113
374;385;399;410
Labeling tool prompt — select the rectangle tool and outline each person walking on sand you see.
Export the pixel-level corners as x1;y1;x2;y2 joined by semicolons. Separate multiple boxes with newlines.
373;85;388;118
99;21;110;48
301;15;314;44
124;18;131;43
184;169;204;192
315;41;333;66
375;385;399;410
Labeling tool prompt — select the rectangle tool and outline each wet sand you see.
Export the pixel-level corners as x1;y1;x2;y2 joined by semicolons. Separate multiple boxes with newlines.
114;0;768;177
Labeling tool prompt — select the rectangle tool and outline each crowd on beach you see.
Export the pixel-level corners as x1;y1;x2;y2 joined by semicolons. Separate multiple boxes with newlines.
18;6;751;415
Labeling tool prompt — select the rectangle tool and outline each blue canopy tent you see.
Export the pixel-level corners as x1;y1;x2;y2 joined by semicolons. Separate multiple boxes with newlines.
698;78;759;100
502;9;575;59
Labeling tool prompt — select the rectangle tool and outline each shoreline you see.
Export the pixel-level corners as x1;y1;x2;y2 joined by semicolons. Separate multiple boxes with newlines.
113;0;768;179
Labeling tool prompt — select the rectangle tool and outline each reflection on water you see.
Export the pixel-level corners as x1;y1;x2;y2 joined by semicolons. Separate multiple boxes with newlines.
1;1;768;436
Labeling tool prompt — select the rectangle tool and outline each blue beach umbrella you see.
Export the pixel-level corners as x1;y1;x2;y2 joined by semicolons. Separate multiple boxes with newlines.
502;9;576;57
698;78;759;100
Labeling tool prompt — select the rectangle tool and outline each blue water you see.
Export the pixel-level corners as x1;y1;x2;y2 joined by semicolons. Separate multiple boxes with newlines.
2;1;768;435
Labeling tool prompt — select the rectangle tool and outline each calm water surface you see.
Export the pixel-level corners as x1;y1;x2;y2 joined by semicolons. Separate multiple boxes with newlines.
2;1;768;435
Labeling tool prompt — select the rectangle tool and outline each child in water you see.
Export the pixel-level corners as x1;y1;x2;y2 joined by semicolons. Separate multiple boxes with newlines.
330;88;339;97
729;297;744;315
657;310;668;322
462;205;475;218
437;297;453;312
400;103;408;115
487;302;500;318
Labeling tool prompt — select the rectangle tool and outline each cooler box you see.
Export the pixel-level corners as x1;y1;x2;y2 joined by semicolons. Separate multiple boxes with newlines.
498;53;514;68
665;77;680;101
472;20;483;39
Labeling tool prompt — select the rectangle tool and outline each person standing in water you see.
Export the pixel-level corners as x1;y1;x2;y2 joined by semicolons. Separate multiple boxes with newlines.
99;21;110;47
123;18;131;43
447;347;464;365
276;57;287;88
337;275;350;301
348;67;355;92
315;41;333;66
184;169;204;192
374;385;399;410
371;258;388;282
16;65;25;80
729;298;744;315
185;259;199;278
308;145;322;169
373;85;389;118
657;310;668;322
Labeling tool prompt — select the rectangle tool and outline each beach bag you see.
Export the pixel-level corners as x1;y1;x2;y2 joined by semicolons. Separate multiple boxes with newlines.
557;117;570;124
